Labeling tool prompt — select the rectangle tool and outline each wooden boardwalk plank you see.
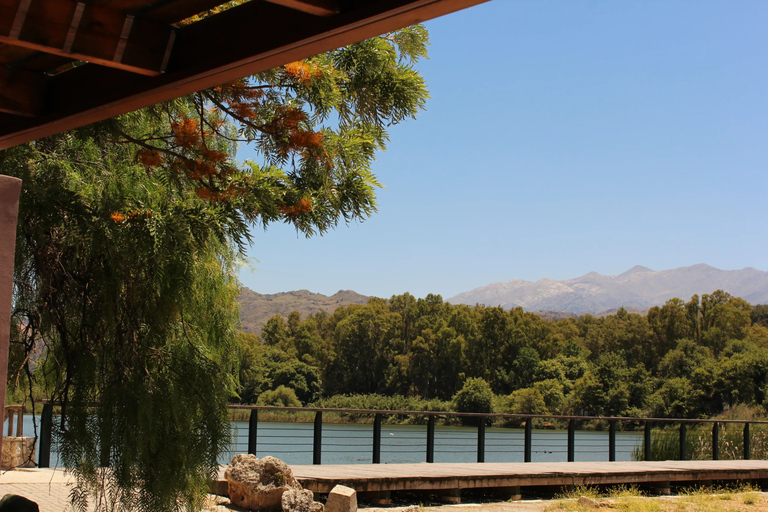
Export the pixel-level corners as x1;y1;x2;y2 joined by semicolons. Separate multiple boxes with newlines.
214;461;768;495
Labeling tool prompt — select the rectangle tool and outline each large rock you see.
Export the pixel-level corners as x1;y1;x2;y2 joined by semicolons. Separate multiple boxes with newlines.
281;488;323;512
225;455;299;510
1;437;36;469
325;485;356;512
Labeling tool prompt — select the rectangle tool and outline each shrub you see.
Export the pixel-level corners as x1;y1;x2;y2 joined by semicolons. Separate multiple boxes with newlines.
257;386;302;408
453;377;494;424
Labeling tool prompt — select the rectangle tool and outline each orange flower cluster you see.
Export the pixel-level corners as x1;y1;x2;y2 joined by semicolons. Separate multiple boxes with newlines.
187;160;218;181
137;149;164;167
201;149;228;162
110;212;126;223
289;130;323;148
127;209;152;219
280;197;313;216
284;61;323;85
171;118;200;148
218;80;265;101
230;102;258;120
195;184;239;202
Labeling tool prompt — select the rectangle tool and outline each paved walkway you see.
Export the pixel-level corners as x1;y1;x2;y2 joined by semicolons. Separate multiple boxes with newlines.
0;468;77;511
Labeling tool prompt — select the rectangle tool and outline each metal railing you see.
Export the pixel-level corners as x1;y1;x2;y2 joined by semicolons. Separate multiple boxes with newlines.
35;404;768;468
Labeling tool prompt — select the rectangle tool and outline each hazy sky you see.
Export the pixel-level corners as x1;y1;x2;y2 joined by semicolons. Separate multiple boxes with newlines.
238;0;768;300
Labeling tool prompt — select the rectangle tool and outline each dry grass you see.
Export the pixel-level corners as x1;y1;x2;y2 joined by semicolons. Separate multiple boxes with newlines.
545;485;768;512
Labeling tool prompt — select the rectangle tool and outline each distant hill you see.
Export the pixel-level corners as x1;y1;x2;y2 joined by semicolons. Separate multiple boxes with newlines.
448;264;768;314
238;288;369;335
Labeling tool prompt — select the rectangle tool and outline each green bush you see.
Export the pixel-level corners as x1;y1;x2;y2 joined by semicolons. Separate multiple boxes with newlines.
453;378;494;424
257;386;302;408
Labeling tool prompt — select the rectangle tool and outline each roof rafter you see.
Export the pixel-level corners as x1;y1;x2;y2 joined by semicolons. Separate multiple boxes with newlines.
0;0;489;149
263;0;339;17
0;0;176;76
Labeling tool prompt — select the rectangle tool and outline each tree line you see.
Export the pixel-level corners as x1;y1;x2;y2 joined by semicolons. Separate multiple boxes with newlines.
238;291;768;420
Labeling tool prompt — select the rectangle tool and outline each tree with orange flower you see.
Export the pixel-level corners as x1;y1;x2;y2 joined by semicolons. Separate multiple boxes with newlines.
3;25;429;512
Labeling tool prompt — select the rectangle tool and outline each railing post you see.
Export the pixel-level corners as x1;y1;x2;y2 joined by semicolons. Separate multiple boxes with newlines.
313;411;322;465
248;409;258;456
609;420;616;462
524;418;532;463
644;421;652;461
567;420;575;462
712;422;719;461
39;403;53;468
477;417;485;463
679;423;687;460
744;423;750;460
426;416;435;463
372;414;382;464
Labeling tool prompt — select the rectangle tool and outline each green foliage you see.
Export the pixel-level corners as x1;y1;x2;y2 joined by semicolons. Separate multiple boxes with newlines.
257;386;302;407
238;342;321;405
233;289;768;424
498;388;548;415
7;131;239;512
453;377;494;420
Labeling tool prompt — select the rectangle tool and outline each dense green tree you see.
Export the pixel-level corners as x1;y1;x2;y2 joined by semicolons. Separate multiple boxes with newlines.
324;299;401;395
751;304;768;328
453;377;494;420
647;377;700;418
504;387;549;415
700;291;752;354
7;24;430;512
647;298;692;365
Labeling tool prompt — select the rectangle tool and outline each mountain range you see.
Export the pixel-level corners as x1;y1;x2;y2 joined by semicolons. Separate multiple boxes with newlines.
447;264;768;313
238;288;368;334
238;264;768;335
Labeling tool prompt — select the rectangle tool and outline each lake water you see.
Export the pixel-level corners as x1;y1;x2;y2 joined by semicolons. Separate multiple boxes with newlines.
10;416;644;467
222;421;644;465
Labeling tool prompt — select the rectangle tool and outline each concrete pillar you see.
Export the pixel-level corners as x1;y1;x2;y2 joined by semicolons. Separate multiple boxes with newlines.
0;175;22;464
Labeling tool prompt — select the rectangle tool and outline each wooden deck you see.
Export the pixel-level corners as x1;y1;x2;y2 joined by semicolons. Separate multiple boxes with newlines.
214;460;768;497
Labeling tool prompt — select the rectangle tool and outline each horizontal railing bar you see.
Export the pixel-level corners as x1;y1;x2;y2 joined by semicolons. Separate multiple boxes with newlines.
42;400;760;426
226;404;768;425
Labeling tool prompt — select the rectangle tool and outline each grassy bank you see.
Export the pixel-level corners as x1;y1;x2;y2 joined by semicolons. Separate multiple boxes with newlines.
546;484;765;511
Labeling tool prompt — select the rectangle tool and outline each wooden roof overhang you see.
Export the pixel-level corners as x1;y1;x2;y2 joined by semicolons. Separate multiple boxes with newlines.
0;0;488;150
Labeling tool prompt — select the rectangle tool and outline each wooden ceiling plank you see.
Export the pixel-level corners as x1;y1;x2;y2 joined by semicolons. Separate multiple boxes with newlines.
0;65;44;116
0;0;175;75
0;0;490;149
263;0;338;17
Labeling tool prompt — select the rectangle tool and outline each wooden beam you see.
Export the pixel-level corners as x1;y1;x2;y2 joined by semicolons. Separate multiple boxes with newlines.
0;0;176;76
0;65;44;116
263;0;339;17
0;0;490;149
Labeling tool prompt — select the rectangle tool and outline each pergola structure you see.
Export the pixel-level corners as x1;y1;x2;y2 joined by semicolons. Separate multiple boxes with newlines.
0;0;488;466
0;0;488;149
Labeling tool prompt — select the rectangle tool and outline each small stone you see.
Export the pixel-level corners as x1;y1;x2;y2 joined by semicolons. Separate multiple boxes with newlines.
325;485;357;512
282;488;323;512
225;454;299;510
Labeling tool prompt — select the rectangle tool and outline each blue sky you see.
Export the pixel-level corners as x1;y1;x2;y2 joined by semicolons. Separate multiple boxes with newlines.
238;0;768;300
